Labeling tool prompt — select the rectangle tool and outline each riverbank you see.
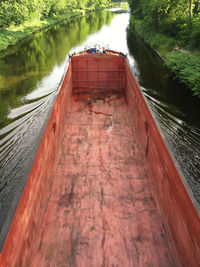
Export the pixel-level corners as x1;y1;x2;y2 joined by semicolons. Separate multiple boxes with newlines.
0;5;113;54
0;9;85;52
0;10;82;53
129;16;200;97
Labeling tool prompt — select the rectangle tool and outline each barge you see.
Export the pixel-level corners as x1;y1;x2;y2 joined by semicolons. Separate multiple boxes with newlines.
0;49;200;266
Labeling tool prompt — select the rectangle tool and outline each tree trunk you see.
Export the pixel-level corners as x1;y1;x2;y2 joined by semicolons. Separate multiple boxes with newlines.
189;0;193;21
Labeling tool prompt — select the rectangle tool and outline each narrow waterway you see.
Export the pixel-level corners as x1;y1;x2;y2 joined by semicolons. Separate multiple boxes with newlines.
0;9;199;244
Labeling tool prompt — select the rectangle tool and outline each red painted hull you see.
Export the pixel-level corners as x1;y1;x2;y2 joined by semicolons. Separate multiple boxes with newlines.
0;51;199;266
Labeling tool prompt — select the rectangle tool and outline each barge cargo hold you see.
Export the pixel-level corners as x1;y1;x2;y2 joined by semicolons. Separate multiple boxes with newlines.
0;50;200;266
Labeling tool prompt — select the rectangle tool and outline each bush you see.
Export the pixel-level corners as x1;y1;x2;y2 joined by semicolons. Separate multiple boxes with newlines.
190;17;200;48
0;1;30;27
165;51;200;96
129;16;174;54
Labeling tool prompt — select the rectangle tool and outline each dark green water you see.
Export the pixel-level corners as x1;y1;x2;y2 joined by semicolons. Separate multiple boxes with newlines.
0;9;199;245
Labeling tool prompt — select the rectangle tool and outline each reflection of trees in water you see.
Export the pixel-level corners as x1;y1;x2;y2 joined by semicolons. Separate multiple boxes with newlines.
0;10;115;129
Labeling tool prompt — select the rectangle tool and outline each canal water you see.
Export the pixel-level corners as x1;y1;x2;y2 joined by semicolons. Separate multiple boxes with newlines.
0;9;199;240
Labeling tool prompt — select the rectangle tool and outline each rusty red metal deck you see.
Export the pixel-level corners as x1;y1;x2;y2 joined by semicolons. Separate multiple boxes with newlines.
0;52;200;267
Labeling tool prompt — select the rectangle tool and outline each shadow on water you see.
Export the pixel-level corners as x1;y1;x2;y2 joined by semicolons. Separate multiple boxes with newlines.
127;26;200;202
0;9;116;243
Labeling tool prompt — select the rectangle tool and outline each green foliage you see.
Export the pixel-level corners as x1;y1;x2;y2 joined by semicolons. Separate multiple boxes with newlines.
129;16;175;54
0;0;111;28
0;0;111;52
165;51;200;96
114;1;129;10
0;9;81;52
128;0;200;47
190;16;200;47
0;0;30;27
0;0;111;51
128;0;200;96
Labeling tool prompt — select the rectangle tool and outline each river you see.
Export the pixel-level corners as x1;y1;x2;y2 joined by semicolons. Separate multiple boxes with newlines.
0;9;199;244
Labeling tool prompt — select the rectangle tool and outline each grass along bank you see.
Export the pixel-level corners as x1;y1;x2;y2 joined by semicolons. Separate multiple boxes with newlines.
129;16;200;97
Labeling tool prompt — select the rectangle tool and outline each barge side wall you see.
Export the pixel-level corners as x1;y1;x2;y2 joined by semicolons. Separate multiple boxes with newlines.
0;62;73;267
71;54;126;92
124;60;200;266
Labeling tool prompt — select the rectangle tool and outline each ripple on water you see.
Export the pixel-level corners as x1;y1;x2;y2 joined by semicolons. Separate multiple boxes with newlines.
142;89;200;202
0;89;57;230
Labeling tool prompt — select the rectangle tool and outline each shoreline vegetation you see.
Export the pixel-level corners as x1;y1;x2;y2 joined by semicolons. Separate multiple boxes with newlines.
0;0;120;54
0;10;82;53
128;0;200;97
